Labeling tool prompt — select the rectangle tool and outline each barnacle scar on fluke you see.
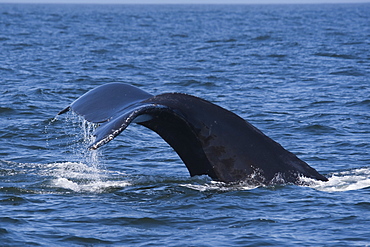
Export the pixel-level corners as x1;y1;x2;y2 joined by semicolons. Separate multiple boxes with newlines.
59;83;328;185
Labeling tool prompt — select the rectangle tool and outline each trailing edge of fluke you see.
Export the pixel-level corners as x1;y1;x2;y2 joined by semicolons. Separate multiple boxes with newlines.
58;82;328;185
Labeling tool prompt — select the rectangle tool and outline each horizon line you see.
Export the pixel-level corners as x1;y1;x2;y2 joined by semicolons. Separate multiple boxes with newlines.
1;1;369;4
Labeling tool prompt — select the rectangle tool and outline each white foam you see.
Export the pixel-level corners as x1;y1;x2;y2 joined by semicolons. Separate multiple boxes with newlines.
52;177;81;191
183;167;370;192
1;160;130;193
51;177;130;193
304;167;370;192
43;114;132;193
181;180;258;192
3;159;369;193
44;162;130;193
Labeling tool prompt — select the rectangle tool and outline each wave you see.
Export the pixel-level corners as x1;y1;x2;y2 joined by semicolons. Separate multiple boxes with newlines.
313;52;356;60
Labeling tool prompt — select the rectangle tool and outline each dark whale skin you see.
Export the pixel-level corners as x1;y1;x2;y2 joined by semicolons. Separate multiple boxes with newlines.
59;83;328;185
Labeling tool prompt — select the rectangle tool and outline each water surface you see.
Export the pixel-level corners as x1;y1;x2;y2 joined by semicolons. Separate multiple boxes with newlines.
1;3;370;246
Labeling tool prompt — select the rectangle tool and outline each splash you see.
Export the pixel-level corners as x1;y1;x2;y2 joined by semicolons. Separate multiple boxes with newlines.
303;167;370;192
51;177;130;193
46;113;370;193
48;162;130;193
43;112;130;193
180;168;370;192
181;180;259;192
0;160;130;194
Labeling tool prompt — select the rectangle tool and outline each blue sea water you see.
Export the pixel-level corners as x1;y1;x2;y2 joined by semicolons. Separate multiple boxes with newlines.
1;3;370;246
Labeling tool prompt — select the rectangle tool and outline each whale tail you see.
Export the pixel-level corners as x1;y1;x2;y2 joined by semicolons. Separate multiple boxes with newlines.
59;82;328;185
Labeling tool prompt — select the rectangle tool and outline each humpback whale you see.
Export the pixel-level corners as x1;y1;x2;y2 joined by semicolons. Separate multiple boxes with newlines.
59;83;328;185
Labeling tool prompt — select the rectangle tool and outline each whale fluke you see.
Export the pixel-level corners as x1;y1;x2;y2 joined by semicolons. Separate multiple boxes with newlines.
59;82;328;185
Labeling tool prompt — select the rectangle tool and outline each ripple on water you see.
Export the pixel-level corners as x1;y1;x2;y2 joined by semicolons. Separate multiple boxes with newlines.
1;3;370;246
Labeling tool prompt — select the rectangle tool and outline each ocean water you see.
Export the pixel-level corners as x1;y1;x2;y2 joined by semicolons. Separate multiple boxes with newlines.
1;3;370;246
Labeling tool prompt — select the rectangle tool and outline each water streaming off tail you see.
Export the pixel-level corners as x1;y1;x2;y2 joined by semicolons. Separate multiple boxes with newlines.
45;113;130;193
